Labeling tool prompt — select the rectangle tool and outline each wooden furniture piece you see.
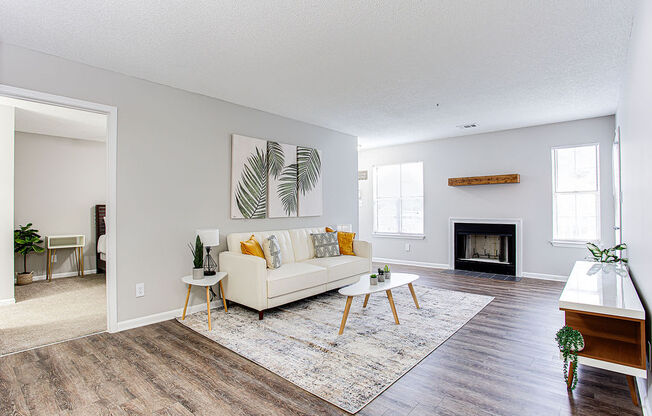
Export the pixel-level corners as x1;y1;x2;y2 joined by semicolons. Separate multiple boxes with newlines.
448;174;520;186
338;273;420;335
95;204;106;274
181;272;228;330
46;234;85;281
559;261;645;406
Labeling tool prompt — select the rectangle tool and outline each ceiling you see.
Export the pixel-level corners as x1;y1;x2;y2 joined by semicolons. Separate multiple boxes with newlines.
0;1;635;148
0;97;107;141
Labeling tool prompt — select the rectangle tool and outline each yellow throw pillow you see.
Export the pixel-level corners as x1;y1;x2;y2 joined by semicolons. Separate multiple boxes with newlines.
241;235;265;259
326;227;355;255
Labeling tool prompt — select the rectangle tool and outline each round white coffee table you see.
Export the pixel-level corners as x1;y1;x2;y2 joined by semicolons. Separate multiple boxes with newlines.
181;272;227;330
337;273;420;335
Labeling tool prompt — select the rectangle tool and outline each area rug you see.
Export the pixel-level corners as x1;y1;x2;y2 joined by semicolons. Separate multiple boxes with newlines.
177;284;493;414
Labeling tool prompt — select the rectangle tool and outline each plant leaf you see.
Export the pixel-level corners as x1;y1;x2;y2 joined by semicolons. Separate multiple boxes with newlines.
235;147;267;219
267;141;285;180
297;146;321;195
277;163;298;216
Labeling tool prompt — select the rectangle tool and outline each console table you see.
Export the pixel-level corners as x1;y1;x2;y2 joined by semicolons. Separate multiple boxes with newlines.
46;235;86;281
559;261;645;405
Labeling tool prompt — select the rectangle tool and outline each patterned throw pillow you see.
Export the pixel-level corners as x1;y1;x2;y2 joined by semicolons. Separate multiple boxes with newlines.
325;227;356;255
311;232;341;258
262;235;282;269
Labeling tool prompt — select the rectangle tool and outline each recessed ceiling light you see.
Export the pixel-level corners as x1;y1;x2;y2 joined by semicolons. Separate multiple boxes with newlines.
457;123;478;129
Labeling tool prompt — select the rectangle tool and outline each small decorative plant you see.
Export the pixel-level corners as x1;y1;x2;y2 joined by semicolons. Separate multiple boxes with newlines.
586;242;628;264
555;325;584;390
14;223;44;285
370;273;378;285
383;265;390;273
188;236;204;279
377;267;384;275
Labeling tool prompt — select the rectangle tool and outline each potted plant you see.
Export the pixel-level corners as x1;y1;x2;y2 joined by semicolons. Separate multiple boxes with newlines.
383;264;391;278
188;235;204;279
586;242;628;263
370;274;378;285
555;325;584;390
14;223;45;285
377;268;385;283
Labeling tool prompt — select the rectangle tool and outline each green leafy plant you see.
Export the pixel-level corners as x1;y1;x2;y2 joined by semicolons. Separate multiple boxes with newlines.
14;223;45;274
555;325;584;390
297;146;321;195
384;265;390;273
235;147;268;219
188;236;204;269
586;242;628;263
370;274;377;278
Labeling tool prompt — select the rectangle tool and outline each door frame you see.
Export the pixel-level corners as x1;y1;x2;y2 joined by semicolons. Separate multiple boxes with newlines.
0;84;118;332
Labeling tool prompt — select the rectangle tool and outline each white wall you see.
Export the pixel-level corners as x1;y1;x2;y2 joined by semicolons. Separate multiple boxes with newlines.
0;43;359;323
13;132;106;277
616;0;652;407
0;105;15;304
359;116;615;278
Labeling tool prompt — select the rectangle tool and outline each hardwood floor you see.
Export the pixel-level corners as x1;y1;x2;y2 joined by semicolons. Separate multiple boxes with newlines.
0;264;642;415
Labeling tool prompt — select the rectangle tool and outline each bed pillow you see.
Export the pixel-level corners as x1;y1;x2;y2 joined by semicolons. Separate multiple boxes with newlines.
311;231;340;258
262;235;282;269
240;235;265;259
325;227;356;255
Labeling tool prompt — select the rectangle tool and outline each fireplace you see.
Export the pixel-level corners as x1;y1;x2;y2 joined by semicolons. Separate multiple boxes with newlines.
454;222;516;275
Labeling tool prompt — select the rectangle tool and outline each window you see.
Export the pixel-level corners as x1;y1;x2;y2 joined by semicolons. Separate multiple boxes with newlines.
373;162;424;237
552;144;600;244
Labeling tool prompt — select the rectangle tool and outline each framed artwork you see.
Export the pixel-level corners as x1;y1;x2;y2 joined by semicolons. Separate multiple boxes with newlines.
231;134;268;219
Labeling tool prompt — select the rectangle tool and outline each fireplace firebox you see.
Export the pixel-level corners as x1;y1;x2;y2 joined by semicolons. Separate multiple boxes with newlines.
454;222;516;275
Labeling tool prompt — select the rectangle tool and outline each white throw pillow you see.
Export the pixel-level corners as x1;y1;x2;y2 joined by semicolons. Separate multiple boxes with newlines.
262;235;282;269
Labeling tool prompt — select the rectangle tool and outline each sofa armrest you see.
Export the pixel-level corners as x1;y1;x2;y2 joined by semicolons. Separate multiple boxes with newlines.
219;251;267;311
353;240;372;272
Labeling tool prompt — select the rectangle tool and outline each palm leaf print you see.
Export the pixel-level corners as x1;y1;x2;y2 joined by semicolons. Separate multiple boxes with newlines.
267;141;285;179
297;146;321;195
277;163;298;216
235;147;267;218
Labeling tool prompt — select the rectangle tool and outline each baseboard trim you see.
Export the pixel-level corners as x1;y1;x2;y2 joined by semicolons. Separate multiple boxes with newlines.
521;272;567;282
0;297;16;306
372;257;451;270
30;269;98;282
115;300;222;333
637;376;651;416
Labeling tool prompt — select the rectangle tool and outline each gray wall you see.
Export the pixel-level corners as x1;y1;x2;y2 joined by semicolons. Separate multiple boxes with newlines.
0;105;14;304
617;0;652;379
358;116;615;278
13;132;106;277
0;43;359;322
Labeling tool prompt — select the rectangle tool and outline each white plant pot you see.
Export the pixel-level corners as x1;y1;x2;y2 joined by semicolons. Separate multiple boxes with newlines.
370;276;378;285
192;268;204;280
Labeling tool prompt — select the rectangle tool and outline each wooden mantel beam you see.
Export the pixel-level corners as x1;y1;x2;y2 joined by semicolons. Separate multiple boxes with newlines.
448;174;520;186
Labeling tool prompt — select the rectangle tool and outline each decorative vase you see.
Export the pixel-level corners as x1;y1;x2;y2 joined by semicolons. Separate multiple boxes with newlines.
385;271;391;279
378;274;385;283
370;276;378;285
16;272;33;286
192;268;204;280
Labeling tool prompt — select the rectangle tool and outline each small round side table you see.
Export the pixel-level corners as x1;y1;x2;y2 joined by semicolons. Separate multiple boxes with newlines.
181;272;228;330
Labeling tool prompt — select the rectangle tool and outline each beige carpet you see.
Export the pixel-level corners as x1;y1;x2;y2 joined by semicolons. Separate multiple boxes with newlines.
0;274;106;355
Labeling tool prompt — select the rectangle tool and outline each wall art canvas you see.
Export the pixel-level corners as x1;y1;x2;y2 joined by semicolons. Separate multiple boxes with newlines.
297;146;323;217
267;141;298;218
231;134;268;219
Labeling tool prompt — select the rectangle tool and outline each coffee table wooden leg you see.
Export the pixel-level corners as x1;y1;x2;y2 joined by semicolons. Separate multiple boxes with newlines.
206;286;212;331
408;283;420;309
219;281;228;312
182;284;191;320
627;375;639;406
363;294;370;308
386;290;399;324
339;296;353;335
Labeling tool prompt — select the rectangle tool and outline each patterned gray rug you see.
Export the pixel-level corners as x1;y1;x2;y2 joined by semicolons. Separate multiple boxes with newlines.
177;284;493;414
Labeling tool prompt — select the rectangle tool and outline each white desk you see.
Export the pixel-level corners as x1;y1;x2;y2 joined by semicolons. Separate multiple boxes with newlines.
559;261;645;405
46;235;86;281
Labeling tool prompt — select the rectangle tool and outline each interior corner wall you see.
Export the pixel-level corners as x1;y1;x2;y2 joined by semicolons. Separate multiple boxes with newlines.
358;116;615;279
0;42;358;323
13;132;107;277
0;105;15;304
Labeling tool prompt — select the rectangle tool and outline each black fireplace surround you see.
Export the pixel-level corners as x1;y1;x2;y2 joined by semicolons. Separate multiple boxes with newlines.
454;222;516;276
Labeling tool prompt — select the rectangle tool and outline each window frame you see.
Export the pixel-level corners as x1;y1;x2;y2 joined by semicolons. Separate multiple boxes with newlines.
551;143;601;247
372;161;425;239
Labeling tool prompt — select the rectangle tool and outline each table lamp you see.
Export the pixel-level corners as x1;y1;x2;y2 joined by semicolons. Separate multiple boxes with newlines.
196;228;219;276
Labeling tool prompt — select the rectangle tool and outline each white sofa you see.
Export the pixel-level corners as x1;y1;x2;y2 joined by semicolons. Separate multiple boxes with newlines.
219;227;372;319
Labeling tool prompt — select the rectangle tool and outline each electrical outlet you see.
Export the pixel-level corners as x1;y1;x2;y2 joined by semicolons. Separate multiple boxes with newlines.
405;243;410;252
135;283;145;298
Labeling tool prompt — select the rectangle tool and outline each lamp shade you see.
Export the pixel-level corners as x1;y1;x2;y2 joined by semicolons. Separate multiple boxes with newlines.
196;228;220;247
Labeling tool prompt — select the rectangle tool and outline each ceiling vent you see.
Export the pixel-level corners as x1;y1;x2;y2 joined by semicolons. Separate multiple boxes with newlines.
457;123;478;129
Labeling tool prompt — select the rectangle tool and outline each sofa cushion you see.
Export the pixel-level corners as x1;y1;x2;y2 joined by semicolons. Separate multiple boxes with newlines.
267;262;327;298
228;230;295;264
302;256;369;283
289;227;327;262
311;231;340;258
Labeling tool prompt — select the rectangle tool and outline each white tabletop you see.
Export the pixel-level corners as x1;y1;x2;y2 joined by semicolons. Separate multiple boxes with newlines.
339;273;419;296
559;261;644;320
182;272;227;287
